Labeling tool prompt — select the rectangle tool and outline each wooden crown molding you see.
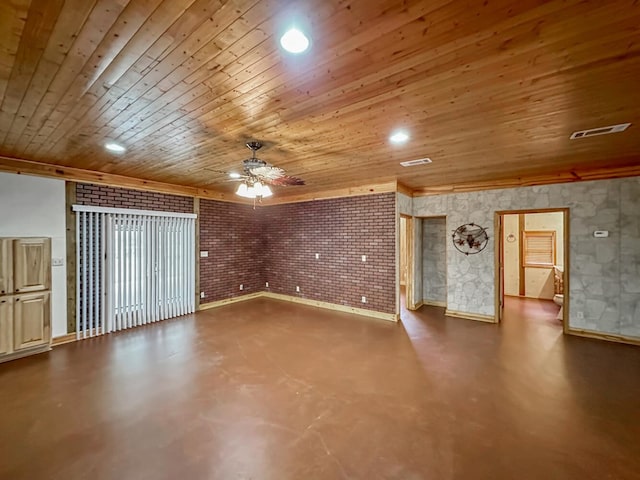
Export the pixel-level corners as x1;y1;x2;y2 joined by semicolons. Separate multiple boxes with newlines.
412;164;640;197
0;156;399;205
259;181;398;205
0;155;250;203
396;181;414;197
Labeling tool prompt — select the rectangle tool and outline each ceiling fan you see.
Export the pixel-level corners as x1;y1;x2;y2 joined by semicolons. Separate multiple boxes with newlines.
227;141;304;200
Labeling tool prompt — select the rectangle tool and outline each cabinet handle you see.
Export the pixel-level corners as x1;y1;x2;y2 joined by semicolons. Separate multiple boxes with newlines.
15;289;19;292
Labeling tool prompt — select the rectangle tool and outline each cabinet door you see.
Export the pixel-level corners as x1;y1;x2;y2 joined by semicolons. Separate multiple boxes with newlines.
0;297;13;355
13;238;51;293
0;239;12;295
13;292;50;350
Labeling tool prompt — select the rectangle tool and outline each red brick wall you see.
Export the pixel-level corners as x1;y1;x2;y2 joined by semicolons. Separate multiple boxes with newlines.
76;183;397;314
75;183;193;213
199;200;265;303
260;194;396;314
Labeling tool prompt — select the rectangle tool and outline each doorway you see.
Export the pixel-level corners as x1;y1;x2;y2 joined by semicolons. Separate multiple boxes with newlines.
399;215;416;312
495;209;569;331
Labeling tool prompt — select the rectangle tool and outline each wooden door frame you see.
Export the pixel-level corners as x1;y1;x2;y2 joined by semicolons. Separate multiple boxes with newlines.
494;208;570;333
399;214;416;311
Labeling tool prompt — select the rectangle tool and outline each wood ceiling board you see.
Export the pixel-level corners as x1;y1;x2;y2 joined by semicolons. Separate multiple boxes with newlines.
0;0;639;197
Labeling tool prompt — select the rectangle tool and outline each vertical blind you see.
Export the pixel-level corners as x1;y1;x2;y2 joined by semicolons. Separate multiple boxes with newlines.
73;205;196;339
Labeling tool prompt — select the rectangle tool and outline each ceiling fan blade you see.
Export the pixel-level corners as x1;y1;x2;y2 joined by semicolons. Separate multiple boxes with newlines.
268;175;305;186
250;165;285;180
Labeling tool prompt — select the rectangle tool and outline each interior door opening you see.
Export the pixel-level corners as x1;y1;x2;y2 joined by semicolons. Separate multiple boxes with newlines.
496;209;569;332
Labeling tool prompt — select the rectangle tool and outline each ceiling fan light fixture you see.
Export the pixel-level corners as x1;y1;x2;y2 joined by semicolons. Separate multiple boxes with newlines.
236;183;249;197
262;185;273;198
280;28;309;54
235;181;273;199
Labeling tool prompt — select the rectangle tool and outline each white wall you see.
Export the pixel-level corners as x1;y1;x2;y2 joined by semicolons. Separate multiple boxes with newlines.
0;173;67;337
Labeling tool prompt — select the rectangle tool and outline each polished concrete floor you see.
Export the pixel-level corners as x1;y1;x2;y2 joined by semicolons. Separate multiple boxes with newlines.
1;297;639;479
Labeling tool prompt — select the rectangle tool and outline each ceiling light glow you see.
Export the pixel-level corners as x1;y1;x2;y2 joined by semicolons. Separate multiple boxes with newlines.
105;142;126;153
280;28;310;54
390;131;409;144
229;172;242;179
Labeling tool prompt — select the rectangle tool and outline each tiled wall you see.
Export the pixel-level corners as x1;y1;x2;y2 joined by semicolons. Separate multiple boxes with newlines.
422;217;447;304
412;176;640;339
199;200;264;302
261;194;396;314
76;183;193;213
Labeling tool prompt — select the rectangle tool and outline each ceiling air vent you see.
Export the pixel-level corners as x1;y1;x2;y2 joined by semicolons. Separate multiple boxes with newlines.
570;123;630;139
400;157;432;167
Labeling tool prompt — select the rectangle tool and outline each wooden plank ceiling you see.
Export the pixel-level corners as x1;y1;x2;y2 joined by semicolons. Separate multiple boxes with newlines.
0;0;638;197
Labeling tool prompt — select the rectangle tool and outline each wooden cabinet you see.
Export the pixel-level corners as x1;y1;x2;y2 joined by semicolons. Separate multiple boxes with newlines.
0;297;13;355
0;237;51;363
13;238;51;293
13;292;50;351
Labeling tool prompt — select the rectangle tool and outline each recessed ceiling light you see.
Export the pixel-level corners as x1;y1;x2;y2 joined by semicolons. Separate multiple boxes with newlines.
390;131;409;144
105;142;126;153
280;28;310;54
229;172;241;179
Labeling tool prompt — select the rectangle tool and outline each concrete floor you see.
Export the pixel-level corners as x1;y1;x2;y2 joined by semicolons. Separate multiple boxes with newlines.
1;296;639;479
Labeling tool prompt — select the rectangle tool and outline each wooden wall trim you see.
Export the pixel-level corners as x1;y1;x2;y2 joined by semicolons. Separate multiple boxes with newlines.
1;156;397;205
261;181;397;205
396;182;414;197
0;155;248;203
52;333;76;346
423;300;446;308
412;165;640;196
445;309;496;323
199;292;263;310
567;328;640;348
262;292;397;322
518;213;525;297
199;291;398;321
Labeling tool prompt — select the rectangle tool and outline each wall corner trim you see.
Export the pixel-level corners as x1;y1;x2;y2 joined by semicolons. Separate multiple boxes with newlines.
199;293;263;310
200;291;397;322
445;309;496;323
423;300;447;308
262;292;397;322
566;328;640;347
52;333;77;346
396;182;414;197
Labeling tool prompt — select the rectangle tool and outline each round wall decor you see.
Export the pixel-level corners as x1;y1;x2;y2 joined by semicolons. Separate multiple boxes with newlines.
452;223;489;255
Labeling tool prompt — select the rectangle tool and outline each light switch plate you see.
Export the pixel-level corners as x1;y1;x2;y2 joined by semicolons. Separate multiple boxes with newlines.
200;251;209;257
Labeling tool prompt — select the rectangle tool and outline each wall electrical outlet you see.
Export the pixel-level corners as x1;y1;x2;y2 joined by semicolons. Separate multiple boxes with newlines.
361;296;367;304
52;258;64;267
265;281;269;288
200;292;205;299
361;255;367;262
315;253;320;259
577;311;584;319
296;286;300;292
239;284;243;291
